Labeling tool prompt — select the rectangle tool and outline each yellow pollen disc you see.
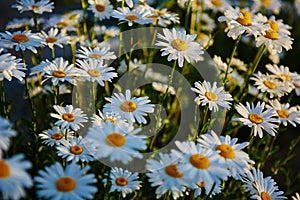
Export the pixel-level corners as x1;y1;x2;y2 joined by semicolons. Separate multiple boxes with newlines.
52;70;67;78
205;92;219;101
155;10;165;16
120;100;137;112
95;4;105;12
189;154;210;169
211;0;222;7
125;14;139;21
31;4;39;10
51;133;64;140
277;109;289;118
87;69;101;77
261;191;272;200
197;181;205;188
89;53;102;59
56;21;68;27
280;74;291;81
236;10;252;26
216;144;235;159
147;15;158;21
261;0;271;7
263;80;277;89
264;29;278;40
56;177;76;192
115;177;128;186
0;160;10;178
165;164;183;178
46;37;58;43
264;20;279;31
106;133;126;147
248;114;263;124
171;39;188;51
104;118;117;124
198;32;206;39
70;145;83;155
62;113;75;122
11;34;29;43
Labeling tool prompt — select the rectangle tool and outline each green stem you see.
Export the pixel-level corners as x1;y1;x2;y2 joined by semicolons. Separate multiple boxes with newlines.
185;0;192;33
91;16;98;42
81;0;88;36
162;60;177;101
51;47;55;60
0;81;8;118
32;11;39;32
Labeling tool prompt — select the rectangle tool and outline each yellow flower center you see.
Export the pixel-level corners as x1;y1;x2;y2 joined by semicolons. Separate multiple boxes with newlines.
125;14;139;21
198;32;206;39
205;92;219;101
264;20;279;31
52;70;67;78
104;117;117;124
62;113;75;122
56;177;76;192
236;10;252;26
115;177;128;186
216;144;235;159
0;160;10;178
120;100;137;112
51;133;64;140
165;164;183;178
11;34;29;43
89;53;102;59
261;0;271;7
211;0;222;7
277;109;289;118
46;37;58;43
106;133;126;147
197;181;205;188
264;29;279;40
261;191;272;200
31;4;39;10
56;21;68;27
263;80;277;89
280;74;291;81
147;15;158;21
189;154;210;169
171;39;188;51
87;69;101;77
248;114;263;124
70;145;83;155
155;10;165;16
95;4;105;12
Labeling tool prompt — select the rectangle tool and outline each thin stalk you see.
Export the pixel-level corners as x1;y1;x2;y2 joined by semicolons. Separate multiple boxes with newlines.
185;0;192;33
81;0;88;36
51;47;55;60
0;81;8;118
32;11;39;32
91;16;98;42
162;60;177;102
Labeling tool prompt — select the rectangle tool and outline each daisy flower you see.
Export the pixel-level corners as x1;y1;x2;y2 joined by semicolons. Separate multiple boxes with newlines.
12;0;54;14
190;178;222;197
50;105;88;131
85;121;147;164
0;30;43;53
0;154;32;200
0;48;26;81
191;81;233;112
233;101;279;138
252;0;281;15
198;130;254;179
204;0;231;12
267;99;300;127
254;14;291;36
0;117;17;156
91;110;122;127
56;136;96;162
172;141;229;190
242;168;287;200
34;161;97;200
76;46;116;62
39;28;70;49
228;57;247;71
111;7;153;27
88;0;113;21
155;28;203;67
75;59;117;86
39;126;74;147
251;72;291;98
103;89;155;124
146;153;188;199
213;55;231;73
5;18;33;30
95;25;120;37
107;167;141;198
218;7;268;40
292;193;300;200
196;12;216;32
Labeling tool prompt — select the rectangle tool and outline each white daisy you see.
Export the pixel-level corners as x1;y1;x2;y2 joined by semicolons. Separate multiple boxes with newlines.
252;0;281;15
34;161;97;200
292;192;300;200
204;0;231;12
88;0;113;21
218;7;268;39
228;57;247;71
111;7;153;27
103;89;155;124
39;28;70;49
0;154;32;200
146;153;188;199
196;32;214;48
293;75;300;96
0;117;16;156
91;110;122;127
0;48;26;81
107;167;141;198
155;28;204;67
0;30;43;53
76;46;117;61
50;105;88;131
191;81;233;112
6;18;33;30
254;14;291;36
213;55;230;73
198;130;254;179
56;136;96;162
196;12;216;32
39;126;74;147
233;101;279;138
242;168;287;200
95;25;120;37
12;0;54;14
190;178;223;197
85;121;147;164
267;99;300;127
